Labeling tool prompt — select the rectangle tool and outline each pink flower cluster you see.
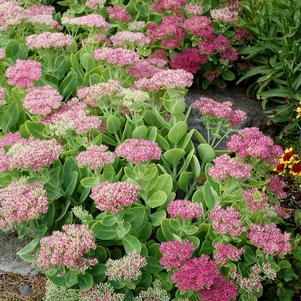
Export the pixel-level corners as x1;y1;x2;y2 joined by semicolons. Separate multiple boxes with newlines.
116;138;161;163
90;181;140;213
77;80;121;107
214;243;244;265
211;7;238;23
152;0;186;13
23;85;62;116
94;47;140;66
184;3;203;15
133;69;193;90
248;223;292;255
107;6;132;22
0;149;9;172
209;205;246;236
7;138;62;171
25;6;59;29
167;200;202;220
0;1;26;31
76;144;115;170
26;4;54;15
26;32;73;49
105;252;147;281
208;154;252;181
182;16;213;38
192;97;247;126
37;224;97;271
0;179;48;229
170;48;207;74
226;127;283;165
80;283;124;301
0;132;22;148
42;98;102;135
62;14;111;31
0;87;4;107
6;59;42;88
85;0;105;9
111;31;150;47
159;240;195;270
244;189;268;212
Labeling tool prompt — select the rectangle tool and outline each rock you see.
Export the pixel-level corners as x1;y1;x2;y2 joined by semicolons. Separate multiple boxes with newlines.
19;285;33;296
0;231;39;276
185;87;272;149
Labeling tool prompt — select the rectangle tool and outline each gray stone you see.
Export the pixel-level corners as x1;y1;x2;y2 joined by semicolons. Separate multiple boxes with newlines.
0;231;39;276
185;87;272;149
19;285;33;296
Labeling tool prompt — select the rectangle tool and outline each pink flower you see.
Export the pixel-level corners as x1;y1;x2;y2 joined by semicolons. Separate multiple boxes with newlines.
0;132;22;148
274;203;291;219
170;48;207;74
23;85;62;116
27;14;60;29
0;87;4;106
37;224;97;271
184;3;203;15
0;179;48;229
208;154;252;181
167;200;202;220
76;144;115;169
80;283;124;301
111;31;150;47
105;252;147;281
210;7;238;23
234;26;251;42
90;181;140;213
0;1;27;31
182;16;213;38
192;97;247;126
152;0;186;13
226;127;283;165
107;6;131;22
85;0;105;9
159;240;194;270
6;59;42;88
220;46;239;62
62;14;111;31
160;38;182;49
94;47;140;66
248;223;291;255
209;205;246;236
0;148;10;172
199;275;237;301
171;255;220;291
116;138;161;163
268;175;287;199
26;32;73;49
0;49;5;59
244;189;268;212
7;138;62;171
128;60;162;79
214;243;244;265
26;4;54;15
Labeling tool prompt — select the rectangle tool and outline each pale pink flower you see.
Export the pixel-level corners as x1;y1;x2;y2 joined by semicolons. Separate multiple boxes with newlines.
111;31;150;47
80;283;124;301
167;200;202;220
184;3;203;15
171;255;220;291
90;181;140;213
27;14;59;29
182;16;213;38
248;223;291;255
6;59;42;88
0;132;22;148
0;87;4;106
211;7;238;23
107;6;132;22
268;175;287;199
152;0;186;13
0;179;48;229
208;154;252;181
128;21;145;31
62;14;111;31
209;205;246;236
274;203;291;219
23;85;62;116
105;252;147;281
0;48;5;59
37;224;97;271
94;47;140;66
26;32;73;49
116;138;161;163
85;0;105;9
7;138;62;171
127;60;162;79
160;38;182;49
0;1;27;31
244;189;268;212
214;243;244;265
76;144;115;169
26;4;54;15
0;148;10;172
159;240;194;270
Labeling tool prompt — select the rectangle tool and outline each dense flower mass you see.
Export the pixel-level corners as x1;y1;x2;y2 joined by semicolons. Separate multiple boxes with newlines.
152;0;186;13
171;255;220;291
0;179;48;229
182;16;213;38
127;60;163;79
0;149;10;172
26;32;73;49
105;252;147;281
134;280;169;301
111;31;150;47
80;283;124;301
90;181;140;213
76;144;115;169
107;6;132;22
159;240;194;270
167;200;202;220
85;0;105;9
94;47;140;66
7;138;62;170
244;189;268;212
0;132;22;148
23;85;62;115
184;3;203;15
37;224;97;271
226;127;283;165
5;59;42;88
62;14;111;31
268;175;287;199
214;243;244;265
192;97;247;126
248;223;291;255
208;154;252;181
209;205;245;236
211;7;238;23
0;1;26;31
116;138;161;163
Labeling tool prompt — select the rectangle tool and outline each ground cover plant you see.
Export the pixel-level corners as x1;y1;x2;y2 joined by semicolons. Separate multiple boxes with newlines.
0;0;300;301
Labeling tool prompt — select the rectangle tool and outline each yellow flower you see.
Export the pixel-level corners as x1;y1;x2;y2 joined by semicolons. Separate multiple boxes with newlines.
297;101;301;119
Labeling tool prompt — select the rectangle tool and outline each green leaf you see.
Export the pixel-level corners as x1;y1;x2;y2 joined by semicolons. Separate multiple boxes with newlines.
19;121;46;139
64;171;78;196
163;148;185;166
146;191;167;208
17;238;40;260
203;181;220;210
80;52;94;71
132;125;148;138
161;219;176;241
0;102;19;132
5;40;19;58
59;71;78;99
150;210;166;226
191;155;201;178
222;70;236;81
78;273;93;291
90;263;106;282
168;121;187;145
117;222;131;238
80;177;100;188
107;115;121;134
198;144;216;163
122;234;142;254
260;88;291;99
154;174;173;194
91;221;118;240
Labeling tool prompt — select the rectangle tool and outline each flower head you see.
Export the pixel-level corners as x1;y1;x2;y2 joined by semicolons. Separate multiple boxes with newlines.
80;283;124;301
244;189;268;212
268;175;287;199
26;32;73;49
182;16;213;38
214;243;244;265
167;200;202;220
62;14;111;31
107;6;132;22
111;31;150;47
0;87;5;107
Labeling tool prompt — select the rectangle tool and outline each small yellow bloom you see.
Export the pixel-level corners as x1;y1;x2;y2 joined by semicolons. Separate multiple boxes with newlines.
297;101;301;119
